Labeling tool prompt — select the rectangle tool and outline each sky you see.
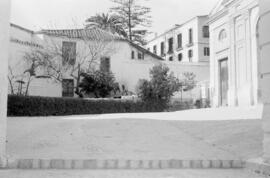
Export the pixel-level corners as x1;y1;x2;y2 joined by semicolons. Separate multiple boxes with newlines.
11;0;219;36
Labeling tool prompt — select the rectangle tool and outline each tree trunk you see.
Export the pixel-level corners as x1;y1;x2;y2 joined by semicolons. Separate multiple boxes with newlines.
128;0;132;41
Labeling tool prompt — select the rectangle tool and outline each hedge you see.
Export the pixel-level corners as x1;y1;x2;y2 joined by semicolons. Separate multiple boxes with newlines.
7;95;165;116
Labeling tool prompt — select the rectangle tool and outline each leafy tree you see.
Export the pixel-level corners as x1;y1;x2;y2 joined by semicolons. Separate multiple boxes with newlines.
78;70;117;98
137;64;181;110
110;0;152;44
178;72;197;101
85;13;127;38
182;72;196;92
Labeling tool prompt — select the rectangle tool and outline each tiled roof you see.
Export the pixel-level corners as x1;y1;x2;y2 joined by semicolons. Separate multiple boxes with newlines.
38;27;124;41
38;27;163;61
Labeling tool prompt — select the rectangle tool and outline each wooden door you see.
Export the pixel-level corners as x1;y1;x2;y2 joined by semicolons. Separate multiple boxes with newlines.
219;58;229;106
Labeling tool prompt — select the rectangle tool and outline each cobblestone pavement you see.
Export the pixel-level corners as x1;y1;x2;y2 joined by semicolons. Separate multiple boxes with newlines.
0;169;266;178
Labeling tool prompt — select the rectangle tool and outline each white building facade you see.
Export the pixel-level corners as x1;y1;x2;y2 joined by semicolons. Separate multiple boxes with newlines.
209;0;259;107
0;0;10;168
145;16;210;101
8;24;163;98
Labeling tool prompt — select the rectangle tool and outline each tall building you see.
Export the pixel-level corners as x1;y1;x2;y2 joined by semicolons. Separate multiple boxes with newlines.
145;16;210;102
145;16;210;64
208;0;259;107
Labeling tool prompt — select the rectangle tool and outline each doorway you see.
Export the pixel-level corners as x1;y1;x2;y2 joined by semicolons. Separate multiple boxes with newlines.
219;58;229;106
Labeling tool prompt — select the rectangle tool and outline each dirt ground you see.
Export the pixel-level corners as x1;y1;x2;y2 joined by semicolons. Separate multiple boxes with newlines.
7;117;262;160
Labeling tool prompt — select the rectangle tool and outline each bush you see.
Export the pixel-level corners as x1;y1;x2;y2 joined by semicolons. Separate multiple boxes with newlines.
79;71;118;98
7;95;164;117
137;64;181;111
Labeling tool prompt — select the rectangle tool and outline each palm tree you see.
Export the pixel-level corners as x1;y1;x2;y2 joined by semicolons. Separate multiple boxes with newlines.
85;13;127;38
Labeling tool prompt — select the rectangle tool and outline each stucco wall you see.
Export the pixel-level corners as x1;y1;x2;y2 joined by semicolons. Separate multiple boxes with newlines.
0;0;10;167
259;0;270;163
209;0;259;107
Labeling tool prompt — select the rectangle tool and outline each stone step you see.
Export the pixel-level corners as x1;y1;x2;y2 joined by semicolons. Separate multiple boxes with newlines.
6;159;245;170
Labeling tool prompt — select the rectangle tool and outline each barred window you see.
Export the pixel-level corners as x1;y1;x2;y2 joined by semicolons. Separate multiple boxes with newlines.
62;41;76;65
100;57;111;72
62;79;74;97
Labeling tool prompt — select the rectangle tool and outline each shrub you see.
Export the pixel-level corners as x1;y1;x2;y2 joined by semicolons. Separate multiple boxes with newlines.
7;95;164;117
78;70;118;98
137;64;181;111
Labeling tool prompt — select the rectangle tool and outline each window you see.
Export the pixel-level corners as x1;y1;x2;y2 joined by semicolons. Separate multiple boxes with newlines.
100;57;110;72
203;26;209;38
177;33;182;48
188;50;193;62
169;56;173;61
188;28;193;44
62;79;74;97
160;42;165;56
138;52;144;60
219;29;227;42
131;51;135;59
153;45;157;54
178;53;183;61
168;37;174;53
62;41;76;65
204;47;210;56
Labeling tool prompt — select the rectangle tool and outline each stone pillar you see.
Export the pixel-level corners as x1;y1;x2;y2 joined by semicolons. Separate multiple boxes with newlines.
0;0;11;168
259;0;270;163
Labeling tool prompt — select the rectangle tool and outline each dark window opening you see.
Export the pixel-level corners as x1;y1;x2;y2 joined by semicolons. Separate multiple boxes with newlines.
204;47;210;56
188;28;193;44
203;26;210;38
62;41;76;65
168;37;174;53
100;57;111;72
169;56;173;61
178;53;183;61
153;45;157;54
62;79;74;97
138;52;144;60
177;33;182;48
160;42;165;56
188;50;193;62
131;51;135;59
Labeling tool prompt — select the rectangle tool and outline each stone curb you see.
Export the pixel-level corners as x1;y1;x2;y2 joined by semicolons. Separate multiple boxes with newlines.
6;159;245;170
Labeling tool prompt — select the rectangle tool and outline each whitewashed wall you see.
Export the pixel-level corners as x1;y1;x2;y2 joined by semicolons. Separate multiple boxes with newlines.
259;0;270;163
0;0;10;167
209;0;259;107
